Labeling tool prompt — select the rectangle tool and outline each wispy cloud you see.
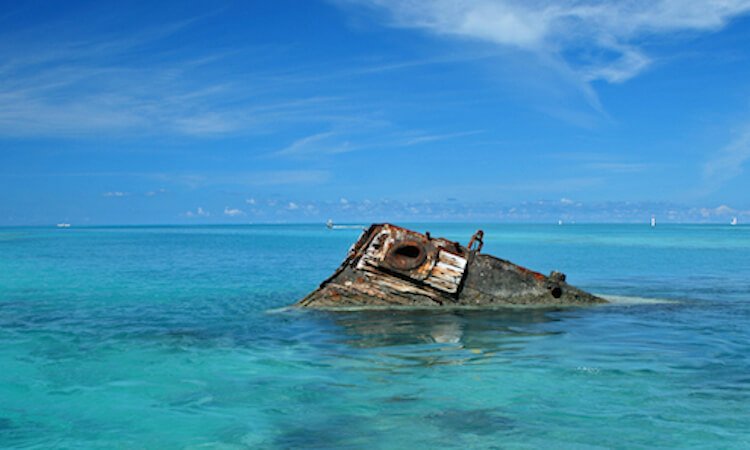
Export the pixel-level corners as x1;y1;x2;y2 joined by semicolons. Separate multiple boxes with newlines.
547;152;653;174
240;170;331;186
185;207;210;218
102;191;128;197
0;15;360;138
144;170;333;188
11;170;331;188
345;0;750;93
697;204;737;218
399;130;484;146
584;162;651;173
273;128;485;159
273;131;355;157
703;125;750;192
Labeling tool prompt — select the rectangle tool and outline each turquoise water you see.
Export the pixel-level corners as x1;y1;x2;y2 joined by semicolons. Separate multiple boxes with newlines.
1;224;749;449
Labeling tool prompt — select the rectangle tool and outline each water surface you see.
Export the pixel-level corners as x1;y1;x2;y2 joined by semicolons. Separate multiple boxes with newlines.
1;224;749;448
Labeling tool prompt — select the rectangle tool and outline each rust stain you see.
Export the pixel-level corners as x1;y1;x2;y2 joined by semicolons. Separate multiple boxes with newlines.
515;264;546;281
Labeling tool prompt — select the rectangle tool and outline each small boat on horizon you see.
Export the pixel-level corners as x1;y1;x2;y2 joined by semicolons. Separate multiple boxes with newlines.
731;217;738;226
56;223;71;228
650;216;656;227
326;219;365;230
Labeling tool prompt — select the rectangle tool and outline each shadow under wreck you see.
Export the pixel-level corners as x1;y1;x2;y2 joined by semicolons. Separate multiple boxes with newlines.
296;223;606;309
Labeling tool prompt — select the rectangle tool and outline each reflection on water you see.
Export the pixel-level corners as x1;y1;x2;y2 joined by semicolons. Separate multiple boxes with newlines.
325;309;561;349
277;308;573;378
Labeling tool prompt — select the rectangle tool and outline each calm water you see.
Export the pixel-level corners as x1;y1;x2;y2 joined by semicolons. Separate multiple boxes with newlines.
1;224;749;449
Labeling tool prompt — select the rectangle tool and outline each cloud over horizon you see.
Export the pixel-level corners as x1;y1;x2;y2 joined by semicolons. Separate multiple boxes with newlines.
224;207;245;217
199;198;750;223
185;207;210;218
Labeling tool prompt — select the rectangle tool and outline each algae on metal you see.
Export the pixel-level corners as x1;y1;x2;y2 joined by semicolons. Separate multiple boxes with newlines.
297;223;605;309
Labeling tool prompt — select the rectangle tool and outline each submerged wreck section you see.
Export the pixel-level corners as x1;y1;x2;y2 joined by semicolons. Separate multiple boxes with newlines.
296;224;605;309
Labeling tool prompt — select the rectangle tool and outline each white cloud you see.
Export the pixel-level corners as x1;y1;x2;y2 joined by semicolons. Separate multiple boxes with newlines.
245;198;257;205
103;191;128;197
699;204;737;218
715;204;735;215
185;207;210;218
350;0;750;84
164;197;749;223
224;207;245;217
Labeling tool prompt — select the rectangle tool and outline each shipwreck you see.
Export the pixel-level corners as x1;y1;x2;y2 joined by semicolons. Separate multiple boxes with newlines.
296;224;605;309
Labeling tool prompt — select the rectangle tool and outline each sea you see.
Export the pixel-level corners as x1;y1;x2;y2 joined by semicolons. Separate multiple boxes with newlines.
1;224;749;449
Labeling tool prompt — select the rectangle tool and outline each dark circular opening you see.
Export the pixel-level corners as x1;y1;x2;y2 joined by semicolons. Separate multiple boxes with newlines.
386;241;427;271
394;245;421;259
550;286;562;298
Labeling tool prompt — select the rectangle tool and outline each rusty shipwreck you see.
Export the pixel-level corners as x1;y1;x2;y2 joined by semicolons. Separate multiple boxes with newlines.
296;224;605;309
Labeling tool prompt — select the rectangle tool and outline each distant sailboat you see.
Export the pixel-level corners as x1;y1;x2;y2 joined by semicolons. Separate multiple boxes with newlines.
650;216;656;227
558;219;563;226
731;217;738;226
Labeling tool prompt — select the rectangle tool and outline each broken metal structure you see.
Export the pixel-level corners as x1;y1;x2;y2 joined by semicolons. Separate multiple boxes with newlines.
296;224;605;308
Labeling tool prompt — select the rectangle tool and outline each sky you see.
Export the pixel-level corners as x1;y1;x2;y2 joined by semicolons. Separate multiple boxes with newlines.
2;0;750;225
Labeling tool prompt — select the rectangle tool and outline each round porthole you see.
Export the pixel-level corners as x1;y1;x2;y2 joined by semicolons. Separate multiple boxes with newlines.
385;241;427;271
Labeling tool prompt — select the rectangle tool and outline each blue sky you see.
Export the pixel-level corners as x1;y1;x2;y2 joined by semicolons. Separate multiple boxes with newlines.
2;0;750;224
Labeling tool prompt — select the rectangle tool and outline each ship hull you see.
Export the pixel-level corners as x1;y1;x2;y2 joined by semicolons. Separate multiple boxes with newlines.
296;224;605;309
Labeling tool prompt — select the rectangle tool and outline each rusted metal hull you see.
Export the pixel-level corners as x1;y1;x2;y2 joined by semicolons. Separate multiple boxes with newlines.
296;224;606;309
